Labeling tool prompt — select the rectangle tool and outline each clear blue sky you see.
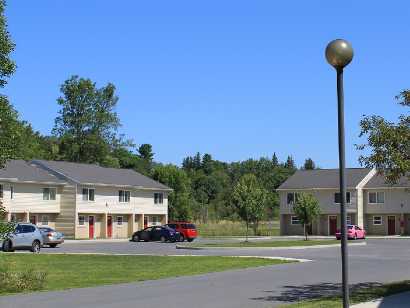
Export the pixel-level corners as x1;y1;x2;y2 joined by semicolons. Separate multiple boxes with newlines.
3;1;409;168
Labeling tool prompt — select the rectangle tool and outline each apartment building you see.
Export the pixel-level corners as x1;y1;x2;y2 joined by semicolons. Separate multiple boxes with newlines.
278;168;409;236
0;160;171;239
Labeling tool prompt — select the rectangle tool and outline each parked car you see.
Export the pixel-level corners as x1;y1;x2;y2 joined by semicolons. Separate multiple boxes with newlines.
1;223;43;253
166;222;197;242
131;226;180;243
336;225;366;240
39;227;64;248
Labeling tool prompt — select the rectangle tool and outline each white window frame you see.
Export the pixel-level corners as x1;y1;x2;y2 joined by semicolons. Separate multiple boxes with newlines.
373;216;383;225
291;216;300;225
43;187;57;201
368;191;385;204
154;192;164;204
334;192;351;204
119;190;131;203
287;192;300;205
78;215;86;226
41;215;49;226
82;188;95;202
117;216;123;226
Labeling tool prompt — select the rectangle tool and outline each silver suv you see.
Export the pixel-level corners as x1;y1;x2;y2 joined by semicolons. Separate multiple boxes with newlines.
1;223;43;253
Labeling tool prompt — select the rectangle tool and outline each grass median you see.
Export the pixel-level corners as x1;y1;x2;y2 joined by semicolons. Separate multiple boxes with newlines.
184;239;342;248
0;254;292;295
279;280;410;307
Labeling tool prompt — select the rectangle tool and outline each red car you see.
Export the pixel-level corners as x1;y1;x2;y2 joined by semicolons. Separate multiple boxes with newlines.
336;225;366;240
166;222;197;242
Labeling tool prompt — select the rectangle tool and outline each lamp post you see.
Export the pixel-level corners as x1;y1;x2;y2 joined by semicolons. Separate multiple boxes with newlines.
325;39;354;308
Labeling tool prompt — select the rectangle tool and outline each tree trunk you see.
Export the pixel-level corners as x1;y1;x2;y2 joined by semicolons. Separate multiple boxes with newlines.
304;223;308;241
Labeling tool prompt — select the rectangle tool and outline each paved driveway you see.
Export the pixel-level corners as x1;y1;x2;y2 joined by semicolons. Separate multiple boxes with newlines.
1;239;410;308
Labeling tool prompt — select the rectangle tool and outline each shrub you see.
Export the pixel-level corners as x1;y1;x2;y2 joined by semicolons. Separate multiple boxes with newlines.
0;260;47;294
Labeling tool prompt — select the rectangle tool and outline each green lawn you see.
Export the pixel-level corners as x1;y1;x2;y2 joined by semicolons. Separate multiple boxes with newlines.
0;254;291;295
186;239;341;248
280;280;410;307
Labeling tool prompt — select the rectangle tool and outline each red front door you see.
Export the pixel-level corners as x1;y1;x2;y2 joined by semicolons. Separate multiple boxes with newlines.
29;215;37;225
388;216;396;235
107;215;112;238
89;216;95;239
329;216;337;235
144;216;148;228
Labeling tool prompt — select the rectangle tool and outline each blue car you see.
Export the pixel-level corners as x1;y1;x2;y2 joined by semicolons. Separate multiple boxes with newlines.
131;226;180;243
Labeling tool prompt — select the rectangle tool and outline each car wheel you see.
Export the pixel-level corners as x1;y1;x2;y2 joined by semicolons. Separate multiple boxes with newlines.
2;240;14;252
31;240;41;253
160;236;166;243
179;234;185;242
49;244;57;248
187;238;194;242
133;235;140;242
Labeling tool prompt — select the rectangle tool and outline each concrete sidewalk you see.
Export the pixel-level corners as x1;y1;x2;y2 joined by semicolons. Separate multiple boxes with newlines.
352;291;410;307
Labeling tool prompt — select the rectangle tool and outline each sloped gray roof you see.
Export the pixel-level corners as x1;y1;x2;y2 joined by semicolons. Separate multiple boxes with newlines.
32;160;171;190
0;160;66;184
278;168;372;190
364;173;410;188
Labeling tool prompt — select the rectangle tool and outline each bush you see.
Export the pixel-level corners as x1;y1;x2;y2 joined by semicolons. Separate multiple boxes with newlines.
0;260;47;294
196;220;279;237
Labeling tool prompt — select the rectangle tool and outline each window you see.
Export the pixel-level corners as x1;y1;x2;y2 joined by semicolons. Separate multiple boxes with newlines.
287;192;299;205
373;216;382;225
347;215;352;225
119;190;130;203
291;216;300;225
41;215;49;226
43;188;56;200
10;186;13;199
0;184;3;198
117;216;123;225
78;215;85;226
22;225;35;233
334;192;351;204
369;192;385;204
82;188;95;201
154;193;164;204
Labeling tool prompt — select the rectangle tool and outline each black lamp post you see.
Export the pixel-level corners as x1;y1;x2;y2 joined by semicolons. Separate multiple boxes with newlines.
325;39;354;308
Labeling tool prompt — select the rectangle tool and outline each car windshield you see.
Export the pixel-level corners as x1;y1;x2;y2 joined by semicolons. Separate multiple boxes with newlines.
164;226;174;231
347;225;354;229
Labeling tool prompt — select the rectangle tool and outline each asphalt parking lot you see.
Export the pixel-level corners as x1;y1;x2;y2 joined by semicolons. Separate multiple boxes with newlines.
2;239;410;308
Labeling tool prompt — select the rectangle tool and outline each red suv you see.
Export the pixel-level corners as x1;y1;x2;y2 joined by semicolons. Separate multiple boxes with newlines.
166;222;197;242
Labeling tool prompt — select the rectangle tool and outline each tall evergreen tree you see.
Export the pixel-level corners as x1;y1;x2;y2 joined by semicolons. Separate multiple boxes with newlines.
303;158;316;170
271;152;279;167
284;155;296;170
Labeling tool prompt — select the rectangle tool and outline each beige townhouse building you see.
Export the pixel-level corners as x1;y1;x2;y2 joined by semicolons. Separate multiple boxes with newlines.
278;168;409;236
0;160;171;239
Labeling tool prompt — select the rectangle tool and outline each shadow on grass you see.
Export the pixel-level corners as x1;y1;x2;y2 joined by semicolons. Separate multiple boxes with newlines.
250;282;383;303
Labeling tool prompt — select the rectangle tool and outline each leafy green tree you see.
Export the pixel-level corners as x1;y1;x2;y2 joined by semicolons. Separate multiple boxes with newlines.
293;193;321;240
303;158;316;170
53;76;121;166
358;91;410;184
0;0;15;89
232;174;267;241
0;0;16;168
152;164;192;220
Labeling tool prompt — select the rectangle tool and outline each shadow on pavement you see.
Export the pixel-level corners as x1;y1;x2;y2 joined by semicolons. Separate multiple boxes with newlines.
251;282;383;303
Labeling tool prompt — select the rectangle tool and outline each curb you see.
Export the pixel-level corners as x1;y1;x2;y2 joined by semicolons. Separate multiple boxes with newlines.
176;241;367;250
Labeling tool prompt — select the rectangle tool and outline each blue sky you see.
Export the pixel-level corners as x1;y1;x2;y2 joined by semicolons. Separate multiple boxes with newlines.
4;1;409;167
